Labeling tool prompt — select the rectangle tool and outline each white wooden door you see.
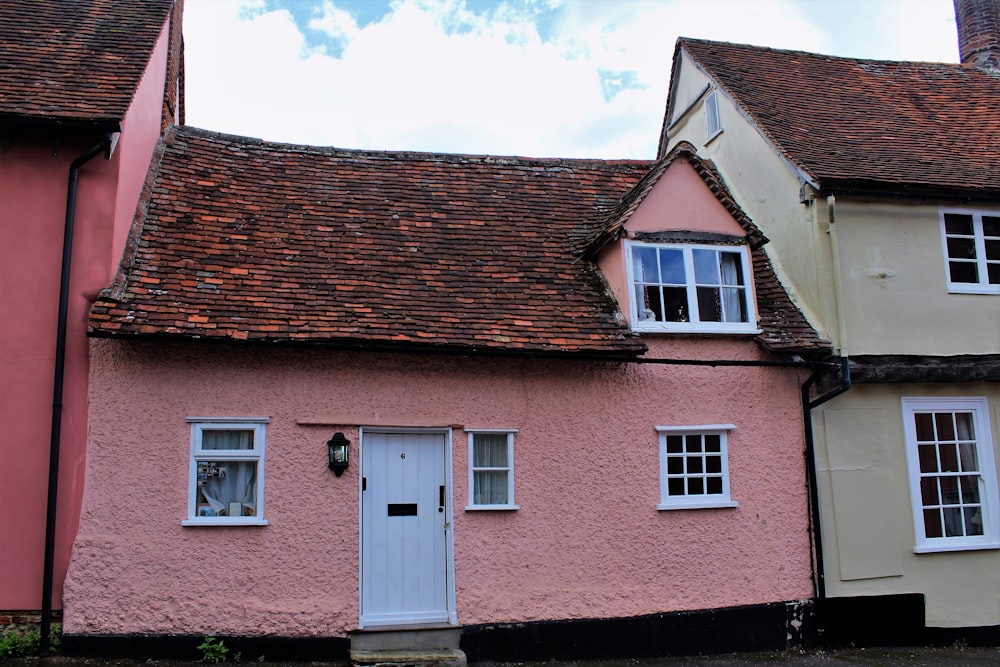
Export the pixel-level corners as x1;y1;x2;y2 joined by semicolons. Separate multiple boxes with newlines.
360;430;451;627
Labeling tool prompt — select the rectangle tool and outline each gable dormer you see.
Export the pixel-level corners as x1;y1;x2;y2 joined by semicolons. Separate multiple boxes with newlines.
589;143;766;337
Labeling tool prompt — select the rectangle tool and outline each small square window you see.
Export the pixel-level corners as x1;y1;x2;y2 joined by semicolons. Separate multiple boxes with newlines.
902;398;999;552
705;89;722;141
183;418;269;526
627;241;757;334
939;210;1000;294
656;425;738;510
466;430;518;510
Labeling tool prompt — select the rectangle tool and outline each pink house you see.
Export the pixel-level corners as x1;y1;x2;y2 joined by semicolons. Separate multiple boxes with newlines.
63;126;830;662
0;0;182;639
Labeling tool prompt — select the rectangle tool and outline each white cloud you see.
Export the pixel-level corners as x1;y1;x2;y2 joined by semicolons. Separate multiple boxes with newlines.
183;0;960;159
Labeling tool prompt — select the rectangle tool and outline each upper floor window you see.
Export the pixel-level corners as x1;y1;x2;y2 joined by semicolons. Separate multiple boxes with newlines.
901;397;999;552
183;417;269;526
705;90;722;141
940;209;1000;294
626;241;757;334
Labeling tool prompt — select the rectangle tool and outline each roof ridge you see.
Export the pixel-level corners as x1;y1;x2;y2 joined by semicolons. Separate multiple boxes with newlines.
173;125;654;167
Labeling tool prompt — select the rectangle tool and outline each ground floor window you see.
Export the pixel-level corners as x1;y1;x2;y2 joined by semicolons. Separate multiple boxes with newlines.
656;424;738;510
901;397;999;552
465;429;518;510
183;417;269;526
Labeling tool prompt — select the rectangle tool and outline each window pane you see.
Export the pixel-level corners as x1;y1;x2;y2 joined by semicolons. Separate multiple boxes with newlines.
474;470;508;504
667;457;683;475
688;457;703;474
633;246;658;282
935;412;955;441
706;456;722;474
949;261;979;284
964;506;984;536
720;287;747;323
983;216;1000;237
913;413;934;441
720;252;744;286
920;477;939;506
668;478;685;496
662;287;688;322
697;287;722;322
989;263;1000;285
705;434;721;452
939;444;959;472
923;508;943;538
946;237;976;259
706;477;723;494
943;507;963;537
196;460;257;516
958;475;981;505
643;285;664;321
202;430;253;450
918;444;938;473
658;248;685;284
940;476;959;504
693;249;720;284
473;434;508;467
959;442;980;472
688;478;704;495
985;240;1000;261
944;213;973;235
666;435;683;453
686;435;702;452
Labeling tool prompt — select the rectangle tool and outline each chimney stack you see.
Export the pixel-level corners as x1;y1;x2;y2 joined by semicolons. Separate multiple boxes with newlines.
954;0;1000;70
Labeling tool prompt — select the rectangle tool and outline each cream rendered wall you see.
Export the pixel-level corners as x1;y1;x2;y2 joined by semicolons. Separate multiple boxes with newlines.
813;383;1000;627
833;199;1000;356
665;54;838;349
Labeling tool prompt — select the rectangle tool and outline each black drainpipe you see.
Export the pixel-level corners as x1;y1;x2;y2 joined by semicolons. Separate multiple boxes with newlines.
40;134;113;655
800;356;851;604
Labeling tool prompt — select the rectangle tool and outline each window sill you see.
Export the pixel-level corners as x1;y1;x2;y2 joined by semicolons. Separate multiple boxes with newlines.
182;517;269;527
465;504;520;511
913;541;1000;554
657;500;738;511
946;285;1000;295
705;128;723;146
635;324;762;336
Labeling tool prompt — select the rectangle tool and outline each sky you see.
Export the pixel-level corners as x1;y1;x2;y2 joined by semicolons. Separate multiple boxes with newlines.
183;0;960;159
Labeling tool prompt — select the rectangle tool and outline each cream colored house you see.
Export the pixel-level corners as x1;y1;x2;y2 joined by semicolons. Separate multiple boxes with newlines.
661;1;1000;636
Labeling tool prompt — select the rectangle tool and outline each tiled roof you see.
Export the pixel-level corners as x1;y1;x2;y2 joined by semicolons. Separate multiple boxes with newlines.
89;127;651;356
0;0;174;124
670;38;1000;198
587;142;828;354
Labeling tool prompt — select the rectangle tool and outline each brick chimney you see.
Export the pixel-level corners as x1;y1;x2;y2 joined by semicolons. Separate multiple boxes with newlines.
954;0;1000;70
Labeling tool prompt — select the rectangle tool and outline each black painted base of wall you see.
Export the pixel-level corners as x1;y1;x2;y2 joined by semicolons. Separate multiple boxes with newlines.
816;593;1000;649
460;600;812;662
60;633;350;662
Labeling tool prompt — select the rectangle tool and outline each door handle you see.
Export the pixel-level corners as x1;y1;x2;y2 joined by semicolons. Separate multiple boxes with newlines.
439;485;445;512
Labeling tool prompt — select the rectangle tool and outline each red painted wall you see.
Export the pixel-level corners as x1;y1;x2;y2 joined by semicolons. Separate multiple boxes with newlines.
0;19;170;612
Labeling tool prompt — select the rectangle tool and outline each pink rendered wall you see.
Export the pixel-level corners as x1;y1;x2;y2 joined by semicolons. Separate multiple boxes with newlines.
598;158;760;321
65;338;812;636
0;22;170;612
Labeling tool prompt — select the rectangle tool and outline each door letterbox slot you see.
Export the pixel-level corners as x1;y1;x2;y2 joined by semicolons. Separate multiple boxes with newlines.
387;503;418;516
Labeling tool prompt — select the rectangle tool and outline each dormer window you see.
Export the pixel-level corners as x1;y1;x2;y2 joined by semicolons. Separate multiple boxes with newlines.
705;90;722;141
626;240;757;333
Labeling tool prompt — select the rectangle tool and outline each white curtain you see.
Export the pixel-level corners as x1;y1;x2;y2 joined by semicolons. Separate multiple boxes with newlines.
198;430;256;517
719;252;742;322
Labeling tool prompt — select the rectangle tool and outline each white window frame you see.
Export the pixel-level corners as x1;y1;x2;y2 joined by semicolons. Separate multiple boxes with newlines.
939;209;1000;294
625;241;758;334
465;429;518;511
182;417;270;526
901;397;1000;553
705;89;722;142
656;424;738;510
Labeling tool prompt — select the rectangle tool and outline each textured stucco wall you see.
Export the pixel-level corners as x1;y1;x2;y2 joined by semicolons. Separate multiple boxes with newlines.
66;337;812;636
814;383;1000;628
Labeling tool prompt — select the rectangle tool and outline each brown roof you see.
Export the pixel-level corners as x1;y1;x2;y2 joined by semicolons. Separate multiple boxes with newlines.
89;127;651;356
667;38;1000;199
0;0;174;125
587;141;827;354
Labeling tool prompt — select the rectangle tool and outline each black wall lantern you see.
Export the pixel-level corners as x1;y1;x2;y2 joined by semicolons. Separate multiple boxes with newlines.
327;432;350;476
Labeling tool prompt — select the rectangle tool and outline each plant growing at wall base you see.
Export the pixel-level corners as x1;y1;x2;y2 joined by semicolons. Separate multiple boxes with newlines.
197;636;229;663
0;623;60;657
